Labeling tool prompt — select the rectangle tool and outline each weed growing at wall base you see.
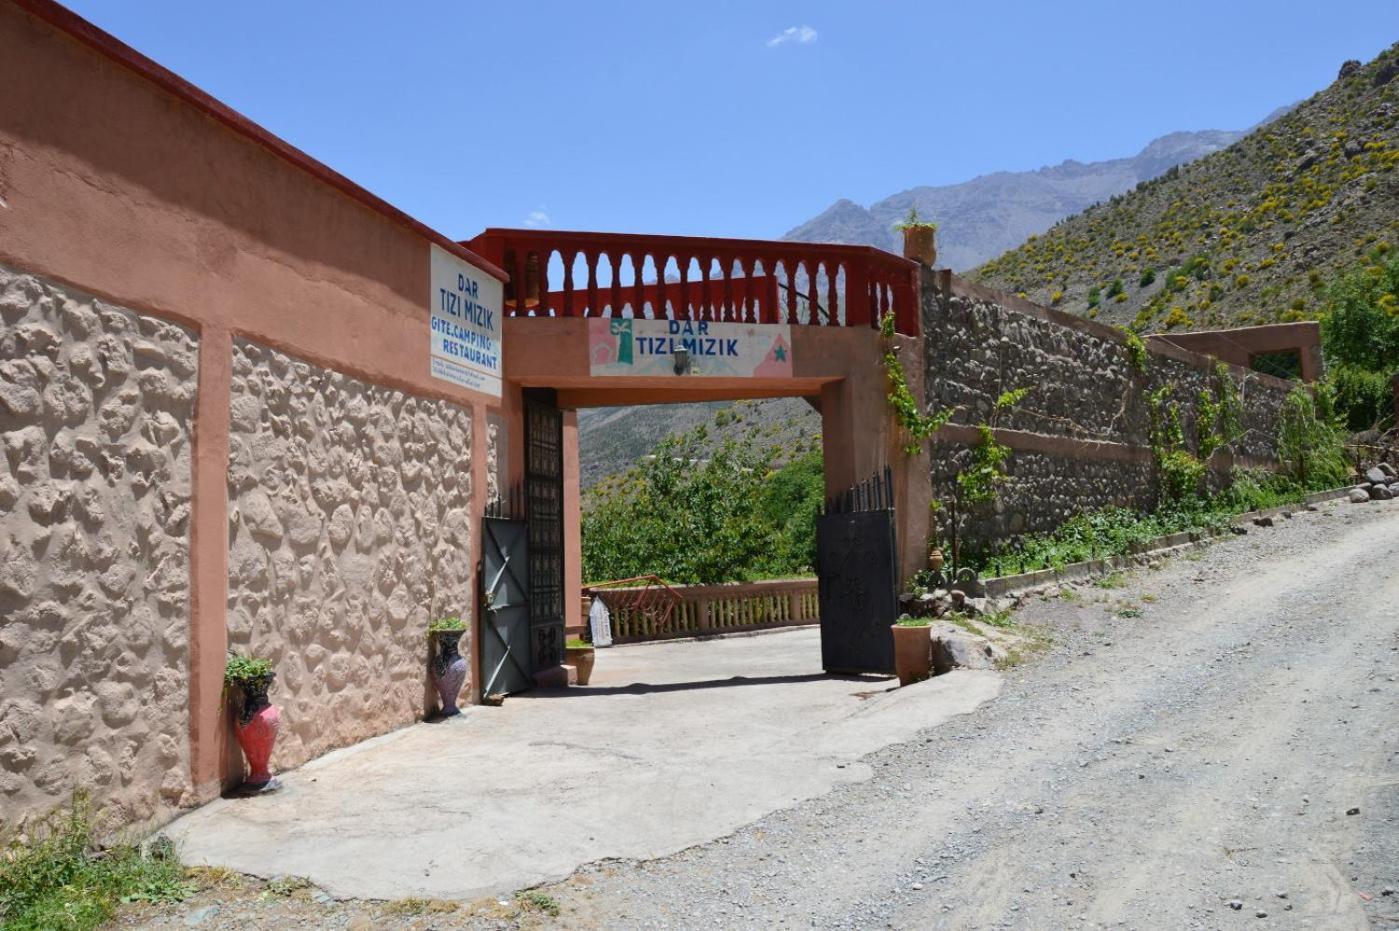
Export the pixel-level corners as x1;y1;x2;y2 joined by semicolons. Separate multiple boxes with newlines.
0;794;194;931
976;469;1320;579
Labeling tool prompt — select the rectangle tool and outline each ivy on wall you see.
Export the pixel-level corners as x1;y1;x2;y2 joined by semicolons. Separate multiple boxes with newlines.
880;312;952;455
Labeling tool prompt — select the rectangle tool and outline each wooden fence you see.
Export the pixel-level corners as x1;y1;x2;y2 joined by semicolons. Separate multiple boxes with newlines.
586;577;819;644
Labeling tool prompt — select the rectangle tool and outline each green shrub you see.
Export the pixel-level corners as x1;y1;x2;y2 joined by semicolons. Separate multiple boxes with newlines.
1139;267;1156;287
582;437;822;585
224;654;272;685
1320;255;1399;372
1328;364;1394;431
1277;383;1350;488
0;795;194;931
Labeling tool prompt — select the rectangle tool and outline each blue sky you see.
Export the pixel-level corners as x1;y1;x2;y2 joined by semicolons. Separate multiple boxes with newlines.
64;1;1397;243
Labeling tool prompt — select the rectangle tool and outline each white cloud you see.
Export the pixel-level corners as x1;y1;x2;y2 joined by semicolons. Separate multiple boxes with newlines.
523;209;551;229
766;25;817;48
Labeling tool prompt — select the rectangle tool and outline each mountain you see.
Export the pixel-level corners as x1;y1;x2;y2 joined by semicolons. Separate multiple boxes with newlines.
783;130;1259;271
974;45;1399;331
578;397;820;488
581;122;1276;485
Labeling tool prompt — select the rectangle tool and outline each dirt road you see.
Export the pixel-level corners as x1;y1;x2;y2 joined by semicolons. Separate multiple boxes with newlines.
552;499;1398;930
123;499;1398;930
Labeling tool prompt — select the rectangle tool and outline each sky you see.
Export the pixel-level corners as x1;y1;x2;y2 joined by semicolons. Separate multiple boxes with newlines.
62;1;1398;244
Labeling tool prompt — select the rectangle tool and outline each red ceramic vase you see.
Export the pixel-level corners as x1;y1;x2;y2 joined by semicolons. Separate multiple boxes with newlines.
233;673;281;789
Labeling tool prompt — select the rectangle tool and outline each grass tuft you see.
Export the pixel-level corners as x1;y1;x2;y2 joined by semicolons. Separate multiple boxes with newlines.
515;888;561;917
0;794;194;931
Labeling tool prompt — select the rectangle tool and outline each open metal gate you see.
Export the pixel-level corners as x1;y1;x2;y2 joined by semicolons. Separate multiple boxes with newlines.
816;467;898;674
481;515;533;696
525;391;566;673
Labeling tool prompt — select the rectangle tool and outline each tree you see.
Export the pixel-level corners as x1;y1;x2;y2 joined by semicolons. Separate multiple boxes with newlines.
582;434;824;585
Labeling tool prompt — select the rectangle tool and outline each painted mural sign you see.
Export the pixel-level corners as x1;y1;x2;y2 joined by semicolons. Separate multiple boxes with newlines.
587;318;793;378
429;244;504;397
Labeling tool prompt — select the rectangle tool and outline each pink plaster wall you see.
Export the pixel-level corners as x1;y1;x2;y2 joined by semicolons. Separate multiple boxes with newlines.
0;0;501;808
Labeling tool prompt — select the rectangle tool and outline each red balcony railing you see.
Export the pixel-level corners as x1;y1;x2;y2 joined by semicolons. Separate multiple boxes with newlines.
465;229;921;335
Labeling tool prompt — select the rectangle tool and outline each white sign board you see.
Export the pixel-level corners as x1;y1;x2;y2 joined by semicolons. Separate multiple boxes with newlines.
429;244;504;397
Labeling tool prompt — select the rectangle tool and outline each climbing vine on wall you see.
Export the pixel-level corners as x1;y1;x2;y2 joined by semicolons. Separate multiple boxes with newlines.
1121;329;1150;376
1147;383;1206;502
1196;362;1244;459
956;388;1029;505
880;312;953;455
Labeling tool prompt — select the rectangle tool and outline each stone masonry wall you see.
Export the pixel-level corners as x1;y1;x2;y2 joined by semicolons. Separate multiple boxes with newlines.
226;340;473;774
923;273;1295;553
0;266;197;828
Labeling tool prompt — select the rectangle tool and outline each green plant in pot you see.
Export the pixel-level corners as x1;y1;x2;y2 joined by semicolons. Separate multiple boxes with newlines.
224;653;281;791
564;637;596;686
427;617;468;716
895;207;938;266
891;614;932;686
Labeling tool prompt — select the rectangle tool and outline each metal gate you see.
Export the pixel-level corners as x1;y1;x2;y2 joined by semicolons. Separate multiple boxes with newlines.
525;392;566;672
816;467;898;674
481;515;533;696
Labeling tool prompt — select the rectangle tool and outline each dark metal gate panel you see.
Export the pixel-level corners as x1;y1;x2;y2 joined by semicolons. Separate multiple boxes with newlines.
525;394;565;672
817;468;897;674
481;517;533;696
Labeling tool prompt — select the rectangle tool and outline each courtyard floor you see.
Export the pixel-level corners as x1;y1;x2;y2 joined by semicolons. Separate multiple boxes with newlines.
162;627;999;901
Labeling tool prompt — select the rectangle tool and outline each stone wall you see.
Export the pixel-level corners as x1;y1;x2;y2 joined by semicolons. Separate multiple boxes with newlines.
0;266;197;827
923;272;1295;553
225;340;473;773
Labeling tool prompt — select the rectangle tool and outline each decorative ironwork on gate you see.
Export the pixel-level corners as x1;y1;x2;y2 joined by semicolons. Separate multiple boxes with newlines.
816;467;899;674
824;465;894;514
525;395;566;671
481;516;533;696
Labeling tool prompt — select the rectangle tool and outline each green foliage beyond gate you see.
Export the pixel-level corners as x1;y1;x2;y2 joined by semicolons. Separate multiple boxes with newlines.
582;433;824;585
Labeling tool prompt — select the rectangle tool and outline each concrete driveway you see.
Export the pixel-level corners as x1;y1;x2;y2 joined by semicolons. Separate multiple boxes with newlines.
165;628;999;901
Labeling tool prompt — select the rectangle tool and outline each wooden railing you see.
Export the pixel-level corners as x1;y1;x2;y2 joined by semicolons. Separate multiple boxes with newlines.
465;229;921;336
586;577;820;644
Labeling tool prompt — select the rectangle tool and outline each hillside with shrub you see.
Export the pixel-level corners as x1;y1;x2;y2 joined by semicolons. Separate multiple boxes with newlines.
974;44;1399;333
582;424;824;585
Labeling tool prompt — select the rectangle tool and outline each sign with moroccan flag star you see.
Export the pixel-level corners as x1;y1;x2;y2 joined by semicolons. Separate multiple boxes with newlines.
587;318;793;378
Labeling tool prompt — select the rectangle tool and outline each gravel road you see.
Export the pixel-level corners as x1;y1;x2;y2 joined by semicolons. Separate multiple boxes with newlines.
123;499;1398;930
553;499;1399;930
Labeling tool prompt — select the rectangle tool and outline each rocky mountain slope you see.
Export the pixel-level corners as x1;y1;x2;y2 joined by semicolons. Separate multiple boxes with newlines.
578;397;819;488
583;121;1280;485
974;45;1399;331
782;127;1276;271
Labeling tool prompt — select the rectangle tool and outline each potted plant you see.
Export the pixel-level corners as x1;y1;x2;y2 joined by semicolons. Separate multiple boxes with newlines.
895;207;938;266
564;637;596;686
427;617;468;716
891;615;932;686
225;653;281;792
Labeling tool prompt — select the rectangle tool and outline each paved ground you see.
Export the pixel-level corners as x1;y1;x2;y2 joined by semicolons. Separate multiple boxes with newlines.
124;497;1399;929
162;628;1000;901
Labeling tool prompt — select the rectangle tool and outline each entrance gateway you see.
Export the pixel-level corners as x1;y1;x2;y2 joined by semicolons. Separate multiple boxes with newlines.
469;229;931;690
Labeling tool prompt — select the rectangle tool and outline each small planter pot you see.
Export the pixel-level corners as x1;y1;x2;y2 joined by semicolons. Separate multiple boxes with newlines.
928;548;946;573
891;624;932;686
565;645;596;686
901;227;937;267
231;673;281;792
430;629;468;716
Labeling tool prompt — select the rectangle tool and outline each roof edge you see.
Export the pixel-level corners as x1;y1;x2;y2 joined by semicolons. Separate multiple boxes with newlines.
12;0;507;282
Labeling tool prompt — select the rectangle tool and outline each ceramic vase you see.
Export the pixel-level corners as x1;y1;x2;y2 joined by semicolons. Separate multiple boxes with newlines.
232;673;281;790
431;629;467;715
